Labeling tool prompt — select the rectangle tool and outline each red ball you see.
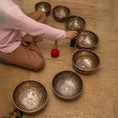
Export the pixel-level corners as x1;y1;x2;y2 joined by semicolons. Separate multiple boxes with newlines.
51;48;59;58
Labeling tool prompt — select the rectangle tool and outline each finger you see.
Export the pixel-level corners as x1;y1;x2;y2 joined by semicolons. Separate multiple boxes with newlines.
72;36;75;39
72;34;77;37
73;31;78;34
74;32;78;35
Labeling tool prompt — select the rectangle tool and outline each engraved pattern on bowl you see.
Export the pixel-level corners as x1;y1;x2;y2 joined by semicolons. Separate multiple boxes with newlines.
13;80;48;113
65;16;85;31
52;71;83;99
35;2;51;16
76;30;99;49
52;5;70;22
72;50;100;74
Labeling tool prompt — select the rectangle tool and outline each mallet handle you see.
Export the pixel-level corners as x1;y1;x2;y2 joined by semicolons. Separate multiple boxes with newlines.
70;27;78;47
54;40;57;49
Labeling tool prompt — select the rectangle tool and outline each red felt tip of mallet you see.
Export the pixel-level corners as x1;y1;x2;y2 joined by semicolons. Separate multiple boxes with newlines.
51;40;59;58
51;48;59;58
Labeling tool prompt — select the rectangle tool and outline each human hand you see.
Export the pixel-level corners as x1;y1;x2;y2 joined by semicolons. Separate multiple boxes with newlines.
65;30;78;39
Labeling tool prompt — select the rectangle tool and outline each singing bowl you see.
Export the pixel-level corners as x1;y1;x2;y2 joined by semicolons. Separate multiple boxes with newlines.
76;30;99;49
35;2;51;16
65;15;85;31
52;5;70;22
13;80;48;113
52;71;83;100
72;50;100;74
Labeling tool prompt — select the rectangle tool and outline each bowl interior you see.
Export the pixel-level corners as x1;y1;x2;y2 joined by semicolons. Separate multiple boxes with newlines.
73;50;100;72
65;16;85;30
76;31;98;48
35;2;51;12
53;6;70;18
52;71;83;99
13;80;47;113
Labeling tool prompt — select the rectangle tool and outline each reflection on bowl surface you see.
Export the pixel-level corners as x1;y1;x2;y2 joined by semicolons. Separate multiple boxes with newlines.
52;71;83;99
52;5;70;22
13;80;48;113
72;50;100;74
65;16;85;31
35;2;51;16
76;30;99;49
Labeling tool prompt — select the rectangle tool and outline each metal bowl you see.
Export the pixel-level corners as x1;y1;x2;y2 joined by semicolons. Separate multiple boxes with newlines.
52;5;70;22
72;50;100;74
35;2;51;16
52;71;83;100
65;15;85;31
76;30;99;49
13;80;48;113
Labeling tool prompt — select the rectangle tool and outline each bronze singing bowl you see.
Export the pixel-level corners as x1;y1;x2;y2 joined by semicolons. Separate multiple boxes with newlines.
72;50;100;74
52;5;70;22
52;71;83;100
65;16;85;31
76;30;99;49
13;80;48;113
35;2;51;16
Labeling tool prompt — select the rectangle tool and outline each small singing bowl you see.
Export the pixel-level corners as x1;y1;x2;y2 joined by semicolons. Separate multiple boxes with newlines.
12;80;48;113
65;15;85;31
52;71;83;100
52;5;70;22
72;50;100;74
76;30;99;49
35;2;51;16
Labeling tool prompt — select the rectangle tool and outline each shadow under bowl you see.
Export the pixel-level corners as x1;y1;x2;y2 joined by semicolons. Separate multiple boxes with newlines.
13;80;48;113
52;71;83;100
35;2;51;16
65;15;85;31
76;30;99;49
52;5;70;22
72;50;100;74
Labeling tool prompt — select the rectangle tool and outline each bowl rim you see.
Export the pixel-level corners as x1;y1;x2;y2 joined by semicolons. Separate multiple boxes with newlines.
12;80;48;113
35;1;51;12
72;49;100;72
65;15;86;30
52;70;83;100
52;5;70;17
76;30;99;48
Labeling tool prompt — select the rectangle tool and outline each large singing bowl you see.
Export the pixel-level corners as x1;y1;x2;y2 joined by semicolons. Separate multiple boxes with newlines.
13;80;48;113
35;2;51;16
52;71;83;100
76;30;99;49
65;15;85;31
72;50;100;74
52;5;70;22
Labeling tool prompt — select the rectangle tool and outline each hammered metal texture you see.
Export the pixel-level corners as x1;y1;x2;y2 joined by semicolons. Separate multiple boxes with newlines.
65;16;85;31
52;71;83;100
52;5;70;22
72;50;100;74
76;30;99;49
13;80;48;113
35;2;51;16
